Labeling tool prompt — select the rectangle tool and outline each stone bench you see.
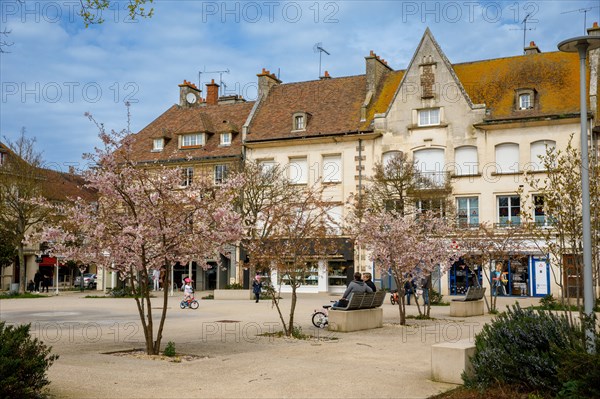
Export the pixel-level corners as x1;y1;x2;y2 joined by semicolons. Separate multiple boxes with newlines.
213;289;253;300
431;339;476;384
449;287;485;317
328;291;386;332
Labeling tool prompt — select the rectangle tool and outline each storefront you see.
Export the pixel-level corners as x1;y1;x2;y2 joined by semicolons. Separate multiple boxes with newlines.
490;255;550;297
448;257;482;295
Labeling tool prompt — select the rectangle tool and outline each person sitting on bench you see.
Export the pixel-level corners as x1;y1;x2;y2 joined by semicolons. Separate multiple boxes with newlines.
334;272;373;308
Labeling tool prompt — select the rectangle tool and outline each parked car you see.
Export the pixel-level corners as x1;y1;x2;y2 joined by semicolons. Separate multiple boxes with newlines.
74;273;97;289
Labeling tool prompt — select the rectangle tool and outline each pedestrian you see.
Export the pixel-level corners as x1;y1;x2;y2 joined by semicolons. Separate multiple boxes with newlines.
41;274;50;293
159;266;166;290
27;279;35;293
362;272;377;292
333;272;373;308
252;274;262;303
420;274;431;306
34;270;42;293
404;275;416;305
152;268;160;291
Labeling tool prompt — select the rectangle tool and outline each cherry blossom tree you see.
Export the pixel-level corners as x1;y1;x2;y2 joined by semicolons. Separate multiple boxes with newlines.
44;113;242;355
356;210;458;324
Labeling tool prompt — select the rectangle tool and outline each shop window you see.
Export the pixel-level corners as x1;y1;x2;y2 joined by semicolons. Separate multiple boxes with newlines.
457;197;479;227
497;195;520;226
495;143;519;174
328;261;350;286
279;262;318;286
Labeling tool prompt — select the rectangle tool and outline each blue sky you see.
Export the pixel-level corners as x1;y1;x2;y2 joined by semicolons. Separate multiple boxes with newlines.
1;0;599;171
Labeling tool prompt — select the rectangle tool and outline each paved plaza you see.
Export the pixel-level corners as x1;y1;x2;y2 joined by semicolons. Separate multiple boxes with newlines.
0;291;540;398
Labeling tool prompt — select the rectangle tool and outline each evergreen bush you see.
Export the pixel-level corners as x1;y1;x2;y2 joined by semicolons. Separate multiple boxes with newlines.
0;321;58;398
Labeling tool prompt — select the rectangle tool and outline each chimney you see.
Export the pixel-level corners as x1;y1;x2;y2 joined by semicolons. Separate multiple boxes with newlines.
588;21;600;36
256;68;281;99
524;41;541;55
206;79;220;106
362;50;393;121
178;80;201;107
320;70;331;80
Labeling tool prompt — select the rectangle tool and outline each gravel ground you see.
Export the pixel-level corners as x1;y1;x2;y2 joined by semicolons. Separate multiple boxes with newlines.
0;291;540;399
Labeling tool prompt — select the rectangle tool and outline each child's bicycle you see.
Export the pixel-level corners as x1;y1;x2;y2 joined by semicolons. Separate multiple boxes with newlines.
390;290;399;305
180;296;199;310
312;303;333;328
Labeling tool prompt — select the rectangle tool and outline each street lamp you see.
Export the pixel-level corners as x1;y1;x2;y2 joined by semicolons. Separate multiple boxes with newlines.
558;35;600;354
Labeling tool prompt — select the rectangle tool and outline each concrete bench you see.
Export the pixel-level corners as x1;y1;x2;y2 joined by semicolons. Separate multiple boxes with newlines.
449;287;485;317
431;339;476;384
328;291;386;332
213;289;253;300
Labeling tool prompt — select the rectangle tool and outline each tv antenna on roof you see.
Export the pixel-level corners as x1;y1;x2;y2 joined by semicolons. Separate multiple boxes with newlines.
510;12;536;54
198;68;230;96
313;42;330;78
561;6;600;35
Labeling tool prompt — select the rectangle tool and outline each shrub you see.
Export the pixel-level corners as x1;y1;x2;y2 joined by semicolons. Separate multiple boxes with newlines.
0;321;58;398
463;304;585;394
163;341;176;357
225;283;244;290
429;289;444;305
554;334;600;398
539;294;558;309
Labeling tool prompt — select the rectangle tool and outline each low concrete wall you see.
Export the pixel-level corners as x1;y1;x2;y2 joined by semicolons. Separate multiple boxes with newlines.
213;289;253;300
328;308;383;332
431;339;476;384
449;300;484;317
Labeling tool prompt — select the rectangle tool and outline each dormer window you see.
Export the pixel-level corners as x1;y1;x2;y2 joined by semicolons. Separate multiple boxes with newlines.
516;89;535;110
152;138;164;152
220;133;232;146
292;112;309;131
180;133;204;148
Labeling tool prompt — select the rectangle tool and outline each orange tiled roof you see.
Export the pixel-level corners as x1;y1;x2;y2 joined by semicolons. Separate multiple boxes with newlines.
361;70;404;130
454;51;583;120
129;101;255;163
247;75;369;141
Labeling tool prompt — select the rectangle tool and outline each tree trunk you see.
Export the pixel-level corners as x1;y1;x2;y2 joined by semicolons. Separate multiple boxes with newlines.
18;243;25;294
287;286;297;337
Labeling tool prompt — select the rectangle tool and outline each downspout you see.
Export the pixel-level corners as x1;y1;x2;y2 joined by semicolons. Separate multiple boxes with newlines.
358;138;363;274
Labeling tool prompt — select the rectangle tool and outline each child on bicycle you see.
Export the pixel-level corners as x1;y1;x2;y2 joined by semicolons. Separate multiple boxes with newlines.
183;278;194;303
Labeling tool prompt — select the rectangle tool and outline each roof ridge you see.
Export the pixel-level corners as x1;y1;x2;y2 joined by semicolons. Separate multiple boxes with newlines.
453;51;570;66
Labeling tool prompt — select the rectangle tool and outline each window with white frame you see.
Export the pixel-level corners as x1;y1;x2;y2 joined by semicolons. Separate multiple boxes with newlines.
533;195;553;226
259;160;276;176
415;198;446;217
288;157;308;184
294;115;305;130
152;138;164;152
529;140;556;171
220;133;232;146
497;195;520;226
519;93;531;109
180;133;204;148
326;205;343;235
214;164;228;184
454;146;478;175
457;197;479;227
322;155;341;183
413;148;446;187
495;143;519;174
417;108;440;126
180;167;194;187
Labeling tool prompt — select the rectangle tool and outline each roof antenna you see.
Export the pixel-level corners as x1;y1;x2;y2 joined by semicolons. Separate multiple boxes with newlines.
198;67;230;96
510;13;536;54
561;6;600;35
313;42;330;78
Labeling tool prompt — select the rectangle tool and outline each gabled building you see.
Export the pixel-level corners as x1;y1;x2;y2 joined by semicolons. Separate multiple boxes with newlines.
374;27;599;297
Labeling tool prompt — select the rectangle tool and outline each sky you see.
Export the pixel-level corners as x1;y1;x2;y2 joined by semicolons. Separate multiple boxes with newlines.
1;0;599;172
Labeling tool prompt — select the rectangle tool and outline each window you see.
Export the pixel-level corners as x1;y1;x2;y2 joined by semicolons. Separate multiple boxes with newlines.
220;133;232;146
181;167;194;187
259;160;276;177
214;164;228;184
294;115;305;130
326;206;343;235
0;152;5;166
418;108;440;126
152;138;164;152
322;155;341;183
180;133;204;148
416;198;446;217
519;93;531;110
328;261;350;286
497;195;520;226
533;195;553;226
529;140;556;171
457;197;479;227
495;143;519;174
454;146;478;176
413;148;446;187
288;157;308;184
280;262;318;286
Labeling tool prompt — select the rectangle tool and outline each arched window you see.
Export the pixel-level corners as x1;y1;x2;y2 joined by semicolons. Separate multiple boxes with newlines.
454;146;478;175
495;143;519;174
414;148;445;186
529;140;556;171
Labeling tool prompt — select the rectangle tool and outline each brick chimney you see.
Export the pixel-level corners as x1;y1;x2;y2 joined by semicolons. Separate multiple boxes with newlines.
588;21;600;36
256;68;281;99
362;50;393;121
320;70;331;80
178;80;201;108
206;79;220;106
524;41;541;55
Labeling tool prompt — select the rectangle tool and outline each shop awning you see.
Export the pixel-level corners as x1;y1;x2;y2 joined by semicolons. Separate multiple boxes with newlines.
37;256;66;267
